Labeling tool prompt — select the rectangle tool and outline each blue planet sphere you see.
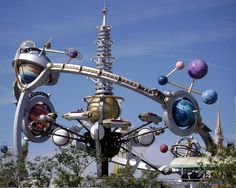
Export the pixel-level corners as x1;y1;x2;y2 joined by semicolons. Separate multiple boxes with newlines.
202;89;218;104
158;75;168;85
0;145;8;153
172;99;195;128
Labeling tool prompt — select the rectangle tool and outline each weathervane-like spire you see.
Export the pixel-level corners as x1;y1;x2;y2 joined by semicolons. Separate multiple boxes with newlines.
214;107;224;146
102;0;108;26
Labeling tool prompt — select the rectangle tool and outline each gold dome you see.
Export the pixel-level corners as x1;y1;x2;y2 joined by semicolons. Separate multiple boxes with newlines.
84;96;123;123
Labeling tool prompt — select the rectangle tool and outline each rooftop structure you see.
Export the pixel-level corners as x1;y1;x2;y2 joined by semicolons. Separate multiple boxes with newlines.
214;109;224;146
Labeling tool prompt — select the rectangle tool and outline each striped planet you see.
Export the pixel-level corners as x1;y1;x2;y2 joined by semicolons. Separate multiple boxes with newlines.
19;63;43;84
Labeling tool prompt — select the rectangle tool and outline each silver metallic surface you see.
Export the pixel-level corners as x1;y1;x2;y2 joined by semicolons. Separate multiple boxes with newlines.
22;94;55;143
50;63;166;104
92;6;115;95
13;91;29;157
163;90;200;136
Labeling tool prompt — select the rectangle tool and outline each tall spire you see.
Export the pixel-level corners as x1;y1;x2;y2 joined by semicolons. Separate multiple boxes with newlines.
214;108;224;145
91;2;116;95
102;1;108;26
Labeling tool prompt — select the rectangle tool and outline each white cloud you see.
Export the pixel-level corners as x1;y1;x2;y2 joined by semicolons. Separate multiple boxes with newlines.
110;0;236;26
115;24;236;58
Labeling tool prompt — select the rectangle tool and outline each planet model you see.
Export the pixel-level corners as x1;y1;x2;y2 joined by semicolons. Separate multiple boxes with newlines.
65;48;79;59
202;89;218;104
188;59;208;79
28;103;50;134
137;128;155;146
19;63;43;84
158;75;168;85
175;61;184;70
0;145;8;154
172;99;195;128
160;144;168;153
52;128;70;146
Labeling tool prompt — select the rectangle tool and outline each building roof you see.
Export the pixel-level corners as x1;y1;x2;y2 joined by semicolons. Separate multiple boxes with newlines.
169;157;209;169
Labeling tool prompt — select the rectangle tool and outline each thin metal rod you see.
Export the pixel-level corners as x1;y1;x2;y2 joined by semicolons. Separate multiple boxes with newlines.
121;127;168;143
77;119;90;133
119;145;161;172
166;68;177;77
121;122;152;138
39;48;65;54
35;129;85;143
52;122;86;139
168;81;201;95
188;79;195;93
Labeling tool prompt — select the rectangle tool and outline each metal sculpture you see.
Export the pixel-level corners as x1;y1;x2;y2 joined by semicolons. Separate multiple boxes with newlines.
6;4;218;178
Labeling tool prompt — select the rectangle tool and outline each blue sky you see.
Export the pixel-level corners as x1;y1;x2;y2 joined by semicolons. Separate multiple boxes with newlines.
0;0;236;168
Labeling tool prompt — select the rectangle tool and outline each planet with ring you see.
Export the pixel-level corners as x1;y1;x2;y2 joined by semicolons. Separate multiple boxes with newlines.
172;99;195;128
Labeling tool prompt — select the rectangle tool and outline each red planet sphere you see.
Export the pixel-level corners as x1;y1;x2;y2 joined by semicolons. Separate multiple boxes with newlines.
160;144;168;153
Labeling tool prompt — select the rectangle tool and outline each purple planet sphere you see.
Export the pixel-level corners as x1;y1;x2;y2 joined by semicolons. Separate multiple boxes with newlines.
188;59;208;79
65;48;79;59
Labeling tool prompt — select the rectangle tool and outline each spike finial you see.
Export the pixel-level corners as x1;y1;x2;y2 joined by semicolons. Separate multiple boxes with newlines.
102;0;108;26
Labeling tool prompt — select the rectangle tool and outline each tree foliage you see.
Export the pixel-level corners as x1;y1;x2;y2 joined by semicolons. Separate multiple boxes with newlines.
0;145;167;187
200;145;236;187
0;153;29;187
101;168;168;188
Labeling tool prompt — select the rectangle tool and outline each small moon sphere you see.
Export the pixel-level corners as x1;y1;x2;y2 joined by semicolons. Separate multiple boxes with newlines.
90;123;105;140
160;144;168;153
175;61;184;70
188;59;208;79
137;128;155;146
52;129;70;146
202;89;218;104
158;75;168;85
0;145;8;153
65;48;79;59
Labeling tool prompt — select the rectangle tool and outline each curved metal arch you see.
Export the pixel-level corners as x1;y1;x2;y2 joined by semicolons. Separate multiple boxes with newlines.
13;62;215;158
47;63;166;105
13;91;55;157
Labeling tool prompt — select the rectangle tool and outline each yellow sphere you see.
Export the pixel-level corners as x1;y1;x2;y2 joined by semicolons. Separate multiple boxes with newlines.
86;96;121;123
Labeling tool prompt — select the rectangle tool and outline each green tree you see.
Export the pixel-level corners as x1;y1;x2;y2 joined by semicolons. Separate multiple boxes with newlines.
52;145;94;187
101;167;168;188
0;146;168;187
27;155;56;187
0;153;29;187
200;145;236;187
